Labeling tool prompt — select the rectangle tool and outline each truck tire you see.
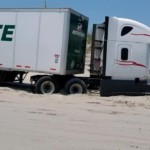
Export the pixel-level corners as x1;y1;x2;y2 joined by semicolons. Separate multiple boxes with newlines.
65;78;87;94
35;76;59;94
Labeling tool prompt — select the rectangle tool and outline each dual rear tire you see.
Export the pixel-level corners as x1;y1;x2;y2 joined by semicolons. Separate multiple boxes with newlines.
35;76;59;94
65;78;87;94
33;76;87;95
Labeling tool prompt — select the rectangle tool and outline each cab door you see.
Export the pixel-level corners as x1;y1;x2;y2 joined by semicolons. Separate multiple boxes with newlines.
115;43;148;79
114;44;132;78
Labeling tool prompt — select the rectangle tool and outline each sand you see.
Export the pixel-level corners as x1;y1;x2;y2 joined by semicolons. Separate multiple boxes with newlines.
0;50;150;150
0;77;150;150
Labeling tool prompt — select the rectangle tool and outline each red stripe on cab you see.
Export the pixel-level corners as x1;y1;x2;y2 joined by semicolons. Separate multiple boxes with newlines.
50;68;56;70
16;65;22;68
25;66;31;68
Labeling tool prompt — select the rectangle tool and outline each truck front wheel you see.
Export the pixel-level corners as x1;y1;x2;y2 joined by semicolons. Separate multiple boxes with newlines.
35;76;59;94
65;78;87;94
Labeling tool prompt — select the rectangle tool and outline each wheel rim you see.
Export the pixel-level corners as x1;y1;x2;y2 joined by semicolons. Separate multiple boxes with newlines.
41;81;55;94
70;84;83;94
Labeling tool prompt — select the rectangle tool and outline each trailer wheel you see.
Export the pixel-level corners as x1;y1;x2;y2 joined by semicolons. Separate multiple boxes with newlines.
65;78;87;94
35;76;59;94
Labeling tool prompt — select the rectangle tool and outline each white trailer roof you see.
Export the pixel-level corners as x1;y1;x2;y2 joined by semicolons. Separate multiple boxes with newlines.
0;8;88;20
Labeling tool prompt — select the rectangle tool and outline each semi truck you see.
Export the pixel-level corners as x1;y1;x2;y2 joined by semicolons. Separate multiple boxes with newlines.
0;8;150;96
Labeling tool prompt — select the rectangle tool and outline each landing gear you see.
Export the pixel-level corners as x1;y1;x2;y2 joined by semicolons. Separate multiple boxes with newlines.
0;71;27;83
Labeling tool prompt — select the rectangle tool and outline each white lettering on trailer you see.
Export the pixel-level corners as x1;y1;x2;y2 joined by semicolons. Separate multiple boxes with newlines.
72;30;85;37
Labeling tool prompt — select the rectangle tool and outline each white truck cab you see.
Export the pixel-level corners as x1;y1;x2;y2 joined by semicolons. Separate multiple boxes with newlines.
91;16;150;96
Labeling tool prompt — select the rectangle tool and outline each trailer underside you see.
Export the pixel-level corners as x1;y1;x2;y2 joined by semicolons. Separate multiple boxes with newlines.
30;74;101;94
0;70;27;84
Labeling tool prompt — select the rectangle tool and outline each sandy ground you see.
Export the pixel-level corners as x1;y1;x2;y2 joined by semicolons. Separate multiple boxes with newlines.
0;51;150;150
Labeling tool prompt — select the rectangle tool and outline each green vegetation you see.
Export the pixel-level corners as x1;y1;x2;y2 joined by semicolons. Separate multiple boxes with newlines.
87;33;92;44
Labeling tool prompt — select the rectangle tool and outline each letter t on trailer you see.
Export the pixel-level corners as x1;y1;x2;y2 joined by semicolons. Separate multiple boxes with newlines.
93;16;150;96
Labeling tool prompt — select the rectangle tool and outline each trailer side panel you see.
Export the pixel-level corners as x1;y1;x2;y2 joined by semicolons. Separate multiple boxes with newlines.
0;12;16;69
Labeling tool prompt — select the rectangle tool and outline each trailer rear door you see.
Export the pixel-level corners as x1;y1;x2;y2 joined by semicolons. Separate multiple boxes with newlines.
66;13;88;74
